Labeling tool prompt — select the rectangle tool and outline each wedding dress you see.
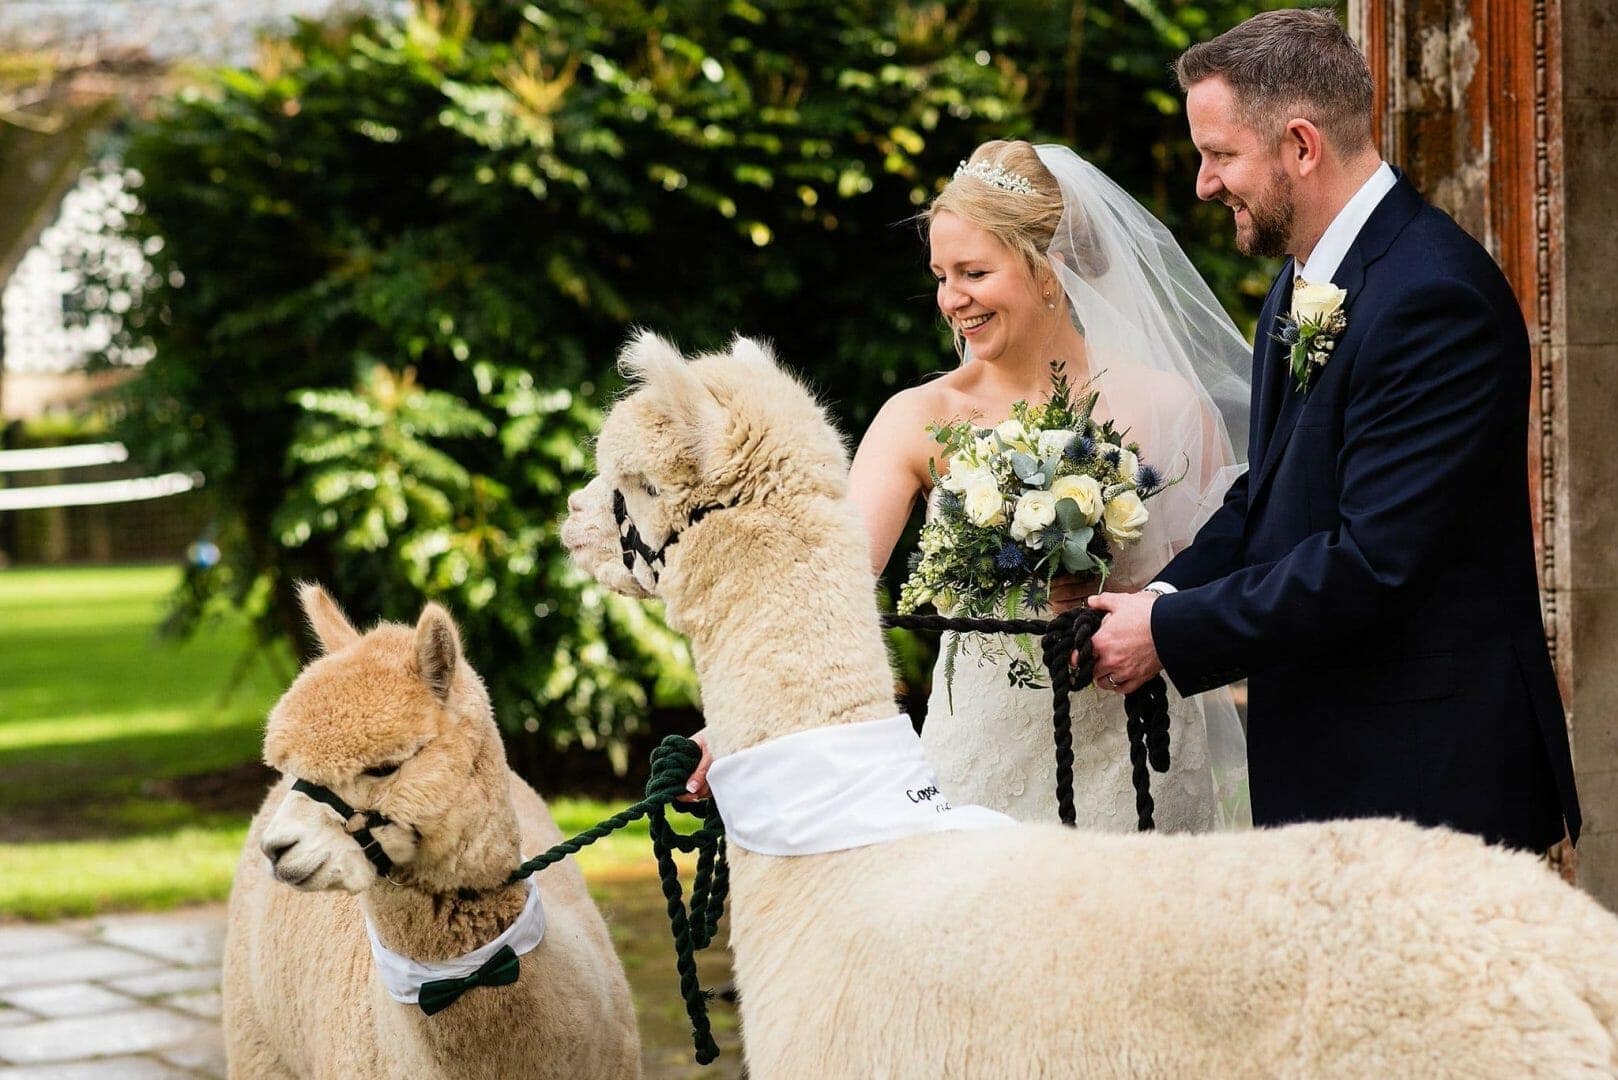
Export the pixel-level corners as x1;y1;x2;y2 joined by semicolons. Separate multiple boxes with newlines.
920;493;1245;831
914;145;1253;831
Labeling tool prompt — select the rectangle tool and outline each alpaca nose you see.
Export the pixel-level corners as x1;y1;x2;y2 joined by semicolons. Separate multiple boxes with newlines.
262;837;296;866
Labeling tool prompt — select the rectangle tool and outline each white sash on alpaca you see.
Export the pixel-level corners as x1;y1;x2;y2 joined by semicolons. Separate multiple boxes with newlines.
706;714;1014;855
365;875;545;1005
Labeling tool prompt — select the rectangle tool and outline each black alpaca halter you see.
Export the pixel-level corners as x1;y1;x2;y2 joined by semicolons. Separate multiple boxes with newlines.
291;778;397;877
612;488;732;586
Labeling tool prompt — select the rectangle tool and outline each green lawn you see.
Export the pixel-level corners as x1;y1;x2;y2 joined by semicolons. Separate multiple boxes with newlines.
0;565;282;918
0;565;692;920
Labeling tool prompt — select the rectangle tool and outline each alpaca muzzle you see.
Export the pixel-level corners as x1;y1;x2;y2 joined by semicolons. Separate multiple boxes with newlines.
611;488;732;586
291;778;397;877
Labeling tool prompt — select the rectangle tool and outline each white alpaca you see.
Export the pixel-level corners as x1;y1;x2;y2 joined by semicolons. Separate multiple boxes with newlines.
221;586;640;1079
563;330;1618;1079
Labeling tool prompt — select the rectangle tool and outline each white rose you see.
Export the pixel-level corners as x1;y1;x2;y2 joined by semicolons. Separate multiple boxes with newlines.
1009;489;1058;546
940;458;995;494
1050;473;1102;525
963;482;1007;528
993;418;1030;451
1036;428;1075;458
1291;281;1348;325
1102;490;1149;543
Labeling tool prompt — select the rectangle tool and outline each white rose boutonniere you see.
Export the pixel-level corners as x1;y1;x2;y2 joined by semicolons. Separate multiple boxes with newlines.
1275;279;1349;393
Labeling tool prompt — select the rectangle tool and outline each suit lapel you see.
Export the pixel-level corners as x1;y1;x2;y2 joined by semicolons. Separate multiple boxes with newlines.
1246;174;1423;505
1248;263;1296;469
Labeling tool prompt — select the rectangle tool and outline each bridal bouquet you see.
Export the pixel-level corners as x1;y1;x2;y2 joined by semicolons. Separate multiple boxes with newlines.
897;364;1173;689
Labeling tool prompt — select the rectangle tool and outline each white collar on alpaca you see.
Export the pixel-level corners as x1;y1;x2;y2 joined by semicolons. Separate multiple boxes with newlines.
706;714;1014;856
365;875;545;1005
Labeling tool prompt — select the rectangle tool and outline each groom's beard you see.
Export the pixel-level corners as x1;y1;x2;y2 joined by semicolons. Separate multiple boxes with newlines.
1231;168;1295;258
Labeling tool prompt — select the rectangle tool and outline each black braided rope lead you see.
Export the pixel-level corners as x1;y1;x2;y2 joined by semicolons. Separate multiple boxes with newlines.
881;606;1173;831
509;736;727;1065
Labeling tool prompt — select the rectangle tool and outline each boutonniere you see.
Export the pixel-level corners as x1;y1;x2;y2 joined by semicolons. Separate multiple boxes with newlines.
1272;280;1349;393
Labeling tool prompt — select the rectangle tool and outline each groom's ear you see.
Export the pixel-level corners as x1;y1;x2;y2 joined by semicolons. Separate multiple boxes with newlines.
1285;118;1326;177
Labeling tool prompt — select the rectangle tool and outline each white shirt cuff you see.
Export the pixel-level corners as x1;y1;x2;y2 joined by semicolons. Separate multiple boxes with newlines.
1143;581;1177;595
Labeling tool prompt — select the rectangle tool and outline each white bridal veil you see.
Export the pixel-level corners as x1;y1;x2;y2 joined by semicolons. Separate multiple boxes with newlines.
1039;143;1253;827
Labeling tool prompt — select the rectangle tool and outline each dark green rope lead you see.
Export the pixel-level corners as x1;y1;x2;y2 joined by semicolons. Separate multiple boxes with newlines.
511;735;728;1066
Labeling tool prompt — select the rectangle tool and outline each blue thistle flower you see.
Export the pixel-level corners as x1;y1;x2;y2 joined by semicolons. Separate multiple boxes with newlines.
1064;435;1094;462
1103;446;1121;467
1136;464;1163;493
994;540;1026;576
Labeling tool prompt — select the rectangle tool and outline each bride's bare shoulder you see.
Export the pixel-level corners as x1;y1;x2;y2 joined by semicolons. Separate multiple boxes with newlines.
871;374;980;434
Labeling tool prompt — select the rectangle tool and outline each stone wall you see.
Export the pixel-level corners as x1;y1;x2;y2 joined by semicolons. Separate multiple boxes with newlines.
1557;0;1618;903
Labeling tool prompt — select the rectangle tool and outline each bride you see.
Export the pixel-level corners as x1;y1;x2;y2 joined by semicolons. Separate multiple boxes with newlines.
850;140;1252;830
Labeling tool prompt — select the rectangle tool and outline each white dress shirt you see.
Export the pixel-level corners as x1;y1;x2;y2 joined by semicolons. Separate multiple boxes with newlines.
1144;161;1396;599
1296;161;1397;284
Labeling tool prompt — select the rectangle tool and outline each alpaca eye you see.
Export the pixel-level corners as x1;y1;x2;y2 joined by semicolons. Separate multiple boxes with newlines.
642;481;659;497
363;763;399;778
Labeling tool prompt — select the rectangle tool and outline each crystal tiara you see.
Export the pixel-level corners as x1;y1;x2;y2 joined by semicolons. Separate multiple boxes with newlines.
952;159;1036;196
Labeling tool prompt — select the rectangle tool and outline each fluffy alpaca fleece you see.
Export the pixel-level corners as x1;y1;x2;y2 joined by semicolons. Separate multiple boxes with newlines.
562;330;1618;1079
221;586;640;1079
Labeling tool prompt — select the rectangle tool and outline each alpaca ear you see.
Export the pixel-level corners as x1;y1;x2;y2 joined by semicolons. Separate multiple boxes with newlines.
298;582;360;654
414;603;462;703
619;328;725;470
728;334;779;369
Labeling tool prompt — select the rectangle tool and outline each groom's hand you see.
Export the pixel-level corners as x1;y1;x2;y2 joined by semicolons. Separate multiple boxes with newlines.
1085;591;1163;694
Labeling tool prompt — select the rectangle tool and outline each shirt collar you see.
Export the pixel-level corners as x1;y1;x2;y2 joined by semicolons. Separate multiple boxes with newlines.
1297;161;1397;285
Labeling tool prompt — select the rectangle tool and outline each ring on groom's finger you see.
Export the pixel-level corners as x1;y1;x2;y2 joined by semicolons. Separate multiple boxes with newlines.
1105;674;1120;688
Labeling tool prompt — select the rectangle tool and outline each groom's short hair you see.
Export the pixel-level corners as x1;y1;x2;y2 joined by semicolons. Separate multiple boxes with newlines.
1175;8;1375;153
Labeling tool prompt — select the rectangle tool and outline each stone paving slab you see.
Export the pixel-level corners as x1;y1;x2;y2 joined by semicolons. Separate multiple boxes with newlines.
0;934;80;961
0;908;225;1078
0;948;165;993
0;1058;195;1079
0;986;137;1021
102;970;217;1000
0;1008;213;1066
93;921;223;970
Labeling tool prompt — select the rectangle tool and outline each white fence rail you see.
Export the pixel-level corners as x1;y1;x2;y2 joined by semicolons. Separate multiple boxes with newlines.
0;442;203;511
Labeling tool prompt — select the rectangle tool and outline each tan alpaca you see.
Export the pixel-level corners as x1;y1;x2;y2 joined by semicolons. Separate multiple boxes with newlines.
563;330;1618;1079
221;586;640;1079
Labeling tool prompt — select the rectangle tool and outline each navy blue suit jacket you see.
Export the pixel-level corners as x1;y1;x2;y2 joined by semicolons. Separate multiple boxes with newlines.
1151;174;1579;851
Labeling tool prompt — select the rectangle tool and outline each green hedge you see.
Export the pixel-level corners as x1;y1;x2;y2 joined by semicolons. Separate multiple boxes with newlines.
97;0;1278;758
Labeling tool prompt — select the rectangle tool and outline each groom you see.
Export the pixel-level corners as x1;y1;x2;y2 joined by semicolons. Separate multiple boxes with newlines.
1087;9;1579;853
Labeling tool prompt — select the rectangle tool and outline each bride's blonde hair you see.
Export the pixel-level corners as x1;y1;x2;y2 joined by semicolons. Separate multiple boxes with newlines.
928;140;1064;284
926;140;1104;357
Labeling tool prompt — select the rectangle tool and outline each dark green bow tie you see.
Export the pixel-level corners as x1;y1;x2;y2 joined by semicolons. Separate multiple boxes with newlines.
417;944;521;1016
